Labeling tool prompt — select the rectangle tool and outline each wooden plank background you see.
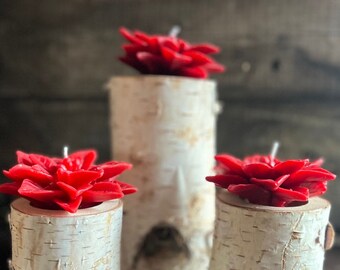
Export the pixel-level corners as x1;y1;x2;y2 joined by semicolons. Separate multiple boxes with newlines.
1;1;340;268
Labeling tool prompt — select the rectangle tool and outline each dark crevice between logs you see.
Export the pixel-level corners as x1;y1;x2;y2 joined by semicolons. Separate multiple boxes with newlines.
132;222;190;269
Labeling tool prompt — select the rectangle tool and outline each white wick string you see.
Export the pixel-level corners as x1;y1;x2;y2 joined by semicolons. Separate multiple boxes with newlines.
270;141;280;159
63;146;69;158
169;25;181;37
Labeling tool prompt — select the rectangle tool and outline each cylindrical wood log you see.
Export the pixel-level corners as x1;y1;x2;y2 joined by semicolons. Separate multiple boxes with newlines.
10;198;122;270
107;75;219;270
210;189;332;270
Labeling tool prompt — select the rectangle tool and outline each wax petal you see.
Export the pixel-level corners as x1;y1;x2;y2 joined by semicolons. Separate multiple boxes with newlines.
56;181;92;200
94;162;132;181
292;186;309;197
16;151;33;165
57;169;102;188
300;181;327;196
204;62;226;73
146;37;161;54
180;67;207;78
123;44;144;55
31;164;50;174
284;169;336;186
18;179;64;202
54;196;83;213
82;182;124;202
183;51;214;65
136;52;165;74
5;164;53;184
29;154;60;173
69;150;97;170
307;158;324;168
0;182;21;195
273;160;306;175
134;31;152;43
249;175;290;191
206;175;248;188
243;163;273;179
119;27;147;46
228;184;272;205
273;187;308;202
162;38;180;52
215;154;244;175
187;44;220;54
115;180;138;194
161;47;192;70
271;197;288;207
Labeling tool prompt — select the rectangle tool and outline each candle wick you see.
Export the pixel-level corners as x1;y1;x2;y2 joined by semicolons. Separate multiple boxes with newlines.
169;25;181;37
270;141;280;159
63;146;69;158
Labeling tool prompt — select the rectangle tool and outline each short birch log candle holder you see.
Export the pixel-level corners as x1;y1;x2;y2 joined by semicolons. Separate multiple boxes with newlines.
209;189;334;270
10;198;123;270
108;75;219;270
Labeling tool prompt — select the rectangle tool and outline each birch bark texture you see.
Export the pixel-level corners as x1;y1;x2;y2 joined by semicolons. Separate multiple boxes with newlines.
108;76;218;270
209;189;332;270
10;198;122;270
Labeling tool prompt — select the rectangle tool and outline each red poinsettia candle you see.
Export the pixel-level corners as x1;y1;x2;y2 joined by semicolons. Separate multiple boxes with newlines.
119;27;225;78
206;152;335;206
5;149;136;269
0;149;137;213
207;150;336;270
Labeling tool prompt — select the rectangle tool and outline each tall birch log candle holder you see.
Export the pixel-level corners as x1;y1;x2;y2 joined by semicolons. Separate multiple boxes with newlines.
108;75;218;270
0;149;137;270
206;151;336;270
107;27;225;270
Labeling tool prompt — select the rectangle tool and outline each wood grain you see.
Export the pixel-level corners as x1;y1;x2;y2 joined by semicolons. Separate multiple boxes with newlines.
0;0;340;234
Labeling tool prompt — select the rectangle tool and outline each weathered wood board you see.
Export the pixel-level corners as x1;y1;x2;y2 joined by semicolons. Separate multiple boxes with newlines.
0;98;111;168
1;0;340;269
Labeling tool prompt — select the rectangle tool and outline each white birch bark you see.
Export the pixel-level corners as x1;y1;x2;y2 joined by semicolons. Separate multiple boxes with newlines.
209;189;332;270
107;75;219;270
10;198;122;270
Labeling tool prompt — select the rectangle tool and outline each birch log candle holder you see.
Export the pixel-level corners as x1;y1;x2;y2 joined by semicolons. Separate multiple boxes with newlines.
110;27;225;270
108;75;220;270
209;189;334;270
10;198;122;270
206;152;336;270
0;149;137;270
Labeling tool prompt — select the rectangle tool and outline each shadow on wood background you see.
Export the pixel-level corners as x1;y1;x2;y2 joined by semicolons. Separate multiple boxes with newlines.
1;0;340;268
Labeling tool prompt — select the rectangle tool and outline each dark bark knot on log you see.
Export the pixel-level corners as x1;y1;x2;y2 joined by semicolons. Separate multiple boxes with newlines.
325;223;335;250
291;230;302;240
132;222;190;269
271;58;281;72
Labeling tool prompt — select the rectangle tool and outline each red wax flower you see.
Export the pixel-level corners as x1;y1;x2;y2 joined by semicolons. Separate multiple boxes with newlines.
0;150;137;213
206;154;336;207
118;27;225;78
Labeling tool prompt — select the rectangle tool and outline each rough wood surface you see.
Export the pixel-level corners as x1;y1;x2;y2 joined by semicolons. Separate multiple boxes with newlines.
10;198;122;270
1;0;340;230
209;190;331;270
0;98;110;169
1;0;340;99
1;4;340;269
108;76;217;270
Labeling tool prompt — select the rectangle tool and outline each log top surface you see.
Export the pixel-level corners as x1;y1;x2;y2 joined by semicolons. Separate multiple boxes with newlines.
217;189;330;213
11;198;122;217
107;75;216;87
